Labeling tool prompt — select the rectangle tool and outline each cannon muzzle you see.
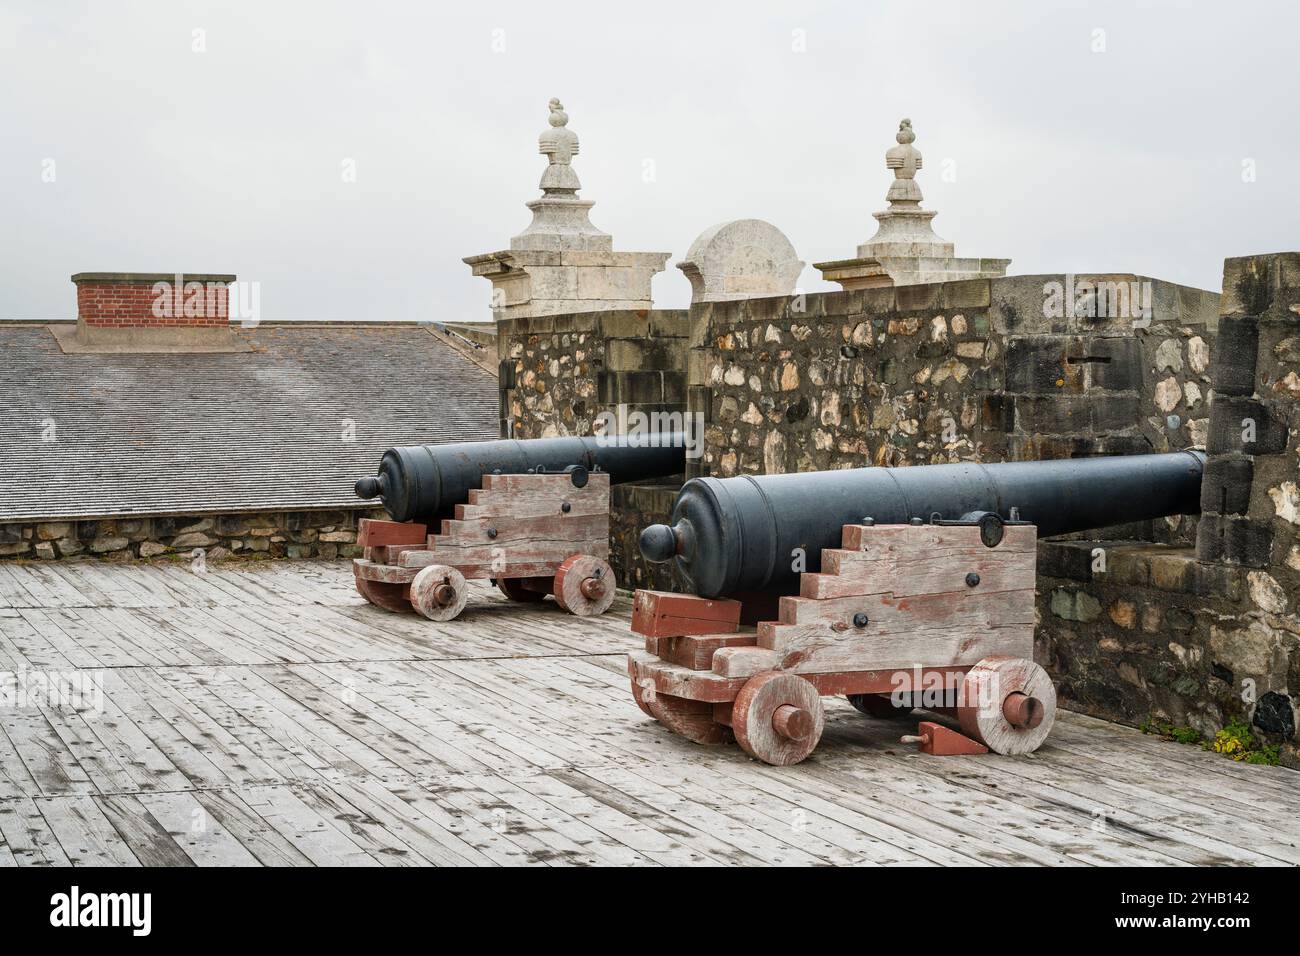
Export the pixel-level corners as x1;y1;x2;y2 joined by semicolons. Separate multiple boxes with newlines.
358;433;687;522
642;450;1206;598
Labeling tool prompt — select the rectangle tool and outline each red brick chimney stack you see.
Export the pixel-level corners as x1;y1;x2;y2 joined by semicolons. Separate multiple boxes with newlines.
69;272;237;351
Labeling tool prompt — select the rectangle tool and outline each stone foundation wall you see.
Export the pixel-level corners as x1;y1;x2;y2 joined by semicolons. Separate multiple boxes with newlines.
1037;541;1245;732
1037;536;1298;767
0;509;384;562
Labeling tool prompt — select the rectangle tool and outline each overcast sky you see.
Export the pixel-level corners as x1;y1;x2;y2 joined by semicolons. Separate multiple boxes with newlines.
2;0;1298;322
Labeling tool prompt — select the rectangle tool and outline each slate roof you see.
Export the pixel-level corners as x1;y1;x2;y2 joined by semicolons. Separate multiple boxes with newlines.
0;323;499;521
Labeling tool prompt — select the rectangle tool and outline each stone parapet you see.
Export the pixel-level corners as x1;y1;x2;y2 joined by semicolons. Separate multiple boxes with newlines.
498;307;690;585
684;273;1216;512
498;308;689;442
1196;253;1300;575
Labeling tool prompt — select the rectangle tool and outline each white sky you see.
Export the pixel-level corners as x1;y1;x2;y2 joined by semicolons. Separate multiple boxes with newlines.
2;0;1297;322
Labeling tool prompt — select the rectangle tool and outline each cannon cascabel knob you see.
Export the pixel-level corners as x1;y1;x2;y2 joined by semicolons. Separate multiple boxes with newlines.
639;524;679;563
354;476;383;500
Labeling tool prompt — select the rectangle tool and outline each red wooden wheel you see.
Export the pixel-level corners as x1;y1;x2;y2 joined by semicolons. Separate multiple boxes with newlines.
956;656;1057;755
733;672;825;766
646;692;732;745
496;577;552;602
354;572;414;614
629;678;656;717
410;564;468;622
553;554;616;616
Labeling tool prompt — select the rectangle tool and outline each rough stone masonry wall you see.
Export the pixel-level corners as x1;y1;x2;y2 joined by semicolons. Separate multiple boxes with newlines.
1035;253;1300;767
687;274;1216;542
0;509;382;562
1035;538;1250;748
498;308;689;590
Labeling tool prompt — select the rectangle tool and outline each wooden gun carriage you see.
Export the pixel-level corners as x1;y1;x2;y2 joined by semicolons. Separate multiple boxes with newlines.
351;433;686;622
353;469;616;621
630;451;1206;765
628;518;1055;765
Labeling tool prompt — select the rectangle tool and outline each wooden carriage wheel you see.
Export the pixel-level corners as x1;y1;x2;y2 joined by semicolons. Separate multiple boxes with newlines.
354;572;414;614
956;656;1056;755
646;691;732;745
496;577;552;603
629;678;656;717
846;693;915;719
553;554;616;617
733;672;825;766
409;564;469;622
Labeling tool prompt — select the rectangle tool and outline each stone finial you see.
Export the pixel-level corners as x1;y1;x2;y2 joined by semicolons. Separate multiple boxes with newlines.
539;98;579;166
676;220;804;303
536;97;582;196
884;118;923;203
811;117;1010;290
889;119;919;166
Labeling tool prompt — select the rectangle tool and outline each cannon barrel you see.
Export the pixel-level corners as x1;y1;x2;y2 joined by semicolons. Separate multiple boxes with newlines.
639;451;1206;598
356;433;687;522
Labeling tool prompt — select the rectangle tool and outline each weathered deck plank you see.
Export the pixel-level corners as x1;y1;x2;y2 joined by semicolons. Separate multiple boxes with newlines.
0;559;1296;867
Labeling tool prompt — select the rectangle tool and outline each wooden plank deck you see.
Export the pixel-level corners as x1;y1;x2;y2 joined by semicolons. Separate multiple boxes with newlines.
0;559;1295;867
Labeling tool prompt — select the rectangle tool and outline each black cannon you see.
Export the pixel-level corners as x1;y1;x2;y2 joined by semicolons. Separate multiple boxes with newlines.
356;433;687;523
639;451;1206;597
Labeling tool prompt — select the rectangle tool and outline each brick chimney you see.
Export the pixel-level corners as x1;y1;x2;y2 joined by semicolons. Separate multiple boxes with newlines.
69;272;237;351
